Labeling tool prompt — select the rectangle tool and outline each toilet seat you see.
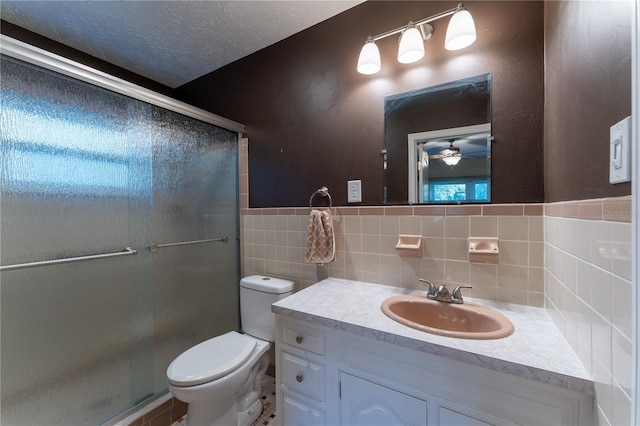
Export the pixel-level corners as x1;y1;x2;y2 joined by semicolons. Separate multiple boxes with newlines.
167;331;257;386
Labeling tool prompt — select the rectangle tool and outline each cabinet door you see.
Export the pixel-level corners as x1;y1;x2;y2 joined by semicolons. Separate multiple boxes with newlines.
340;373;428;425
282;392;326;426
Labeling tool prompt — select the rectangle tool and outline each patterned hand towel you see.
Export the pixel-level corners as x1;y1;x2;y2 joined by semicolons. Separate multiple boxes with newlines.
304;208;335;264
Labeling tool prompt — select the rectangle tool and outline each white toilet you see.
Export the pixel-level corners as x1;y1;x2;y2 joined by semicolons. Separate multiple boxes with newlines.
167;275;294;426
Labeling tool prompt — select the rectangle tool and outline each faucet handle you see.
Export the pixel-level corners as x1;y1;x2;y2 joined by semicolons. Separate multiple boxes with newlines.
418;278;437;298
451;285;473;303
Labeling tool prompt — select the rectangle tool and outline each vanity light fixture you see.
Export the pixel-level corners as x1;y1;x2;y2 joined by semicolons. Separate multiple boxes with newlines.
397;23;428;64
357;37;381;75
357;3;476;75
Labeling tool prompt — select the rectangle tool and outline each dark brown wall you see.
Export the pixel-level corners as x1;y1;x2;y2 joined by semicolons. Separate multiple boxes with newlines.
544;2;632;202
1;20;175;97
177;1;545;207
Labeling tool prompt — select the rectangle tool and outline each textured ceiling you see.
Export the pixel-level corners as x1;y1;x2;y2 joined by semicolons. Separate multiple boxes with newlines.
0;1;363;88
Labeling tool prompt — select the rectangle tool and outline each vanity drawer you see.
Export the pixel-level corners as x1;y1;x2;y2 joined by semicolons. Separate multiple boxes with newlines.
282;351;325;401
282;320;325;355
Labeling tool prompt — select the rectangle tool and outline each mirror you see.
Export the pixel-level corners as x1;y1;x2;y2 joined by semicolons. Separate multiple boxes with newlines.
408;124;491;204
384;74;491;204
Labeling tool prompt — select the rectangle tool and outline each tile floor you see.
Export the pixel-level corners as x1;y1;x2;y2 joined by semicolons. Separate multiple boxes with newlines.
170;375;276;426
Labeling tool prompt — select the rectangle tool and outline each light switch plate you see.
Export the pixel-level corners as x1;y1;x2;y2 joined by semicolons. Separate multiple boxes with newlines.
609;116;631;184
347;180;362;203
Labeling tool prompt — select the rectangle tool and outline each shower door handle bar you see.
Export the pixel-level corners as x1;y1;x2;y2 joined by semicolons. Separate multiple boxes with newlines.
148;236;229;253
0;247;138;272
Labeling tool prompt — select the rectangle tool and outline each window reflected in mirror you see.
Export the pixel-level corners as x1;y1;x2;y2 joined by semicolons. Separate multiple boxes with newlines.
408;124;491;204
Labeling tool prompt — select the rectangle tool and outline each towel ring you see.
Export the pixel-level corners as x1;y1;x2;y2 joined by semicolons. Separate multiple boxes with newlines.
309;186;332;209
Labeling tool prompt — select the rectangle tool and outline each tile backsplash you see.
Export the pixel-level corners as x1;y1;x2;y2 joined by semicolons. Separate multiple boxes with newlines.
242;204;545;306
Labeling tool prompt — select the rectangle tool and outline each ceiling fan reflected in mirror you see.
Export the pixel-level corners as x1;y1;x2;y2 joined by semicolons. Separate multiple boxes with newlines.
427;139;463;166
440;141;462;165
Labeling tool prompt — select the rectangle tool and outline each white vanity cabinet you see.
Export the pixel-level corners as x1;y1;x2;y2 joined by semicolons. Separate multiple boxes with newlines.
277;318;333;426
275;316;594;426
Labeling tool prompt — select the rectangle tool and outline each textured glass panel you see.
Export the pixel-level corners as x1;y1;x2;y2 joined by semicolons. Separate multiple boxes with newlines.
1;57;132;265
1;54;240;424
1;56;155;424
1;261;131;425
151;107;239;390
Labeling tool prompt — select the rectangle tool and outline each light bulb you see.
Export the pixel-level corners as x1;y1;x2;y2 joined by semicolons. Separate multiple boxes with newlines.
357;39;381;74
397;26;424;64
445;9;476;51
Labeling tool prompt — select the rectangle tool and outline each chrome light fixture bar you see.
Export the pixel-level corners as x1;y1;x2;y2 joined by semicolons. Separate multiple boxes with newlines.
357;3;476;75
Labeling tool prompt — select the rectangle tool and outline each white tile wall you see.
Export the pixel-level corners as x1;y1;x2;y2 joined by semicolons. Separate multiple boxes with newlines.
545;199;632;426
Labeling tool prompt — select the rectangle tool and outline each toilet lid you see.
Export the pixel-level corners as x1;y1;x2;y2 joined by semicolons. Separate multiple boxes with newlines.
167;331;257;386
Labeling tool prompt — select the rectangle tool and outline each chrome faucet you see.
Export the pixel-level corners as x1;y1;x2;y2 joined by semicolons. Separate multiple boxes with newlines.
419;278;438;299
419;279;472;304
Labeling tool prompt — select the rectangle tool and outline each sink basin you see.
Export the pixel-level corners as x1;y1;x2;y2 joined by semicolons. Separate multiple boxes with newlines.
381;294;514;340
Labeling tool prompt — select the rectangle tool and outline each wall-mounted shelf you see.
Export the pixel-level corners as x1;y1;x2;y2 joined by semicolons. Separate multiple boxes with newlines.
395;235;422;258
468;237;499;264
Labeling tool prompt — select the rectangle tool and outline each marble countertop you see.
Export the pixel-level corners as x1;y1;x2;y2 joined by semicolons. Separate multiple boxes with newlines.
272;278;594;396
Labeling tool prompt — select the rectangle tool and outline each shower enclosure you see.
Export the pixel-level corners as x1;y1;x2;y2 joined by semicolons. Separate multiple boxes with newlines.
1;38;243;425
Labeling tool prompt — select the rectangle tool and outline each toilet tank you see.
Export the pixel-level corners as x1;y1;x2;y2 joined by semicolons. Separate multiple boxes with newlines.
240;275;294;342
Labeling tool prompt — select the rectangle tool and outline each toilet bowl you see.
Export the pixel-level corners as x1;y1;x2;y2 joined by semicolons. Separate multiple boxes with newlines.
168;331;270;426
167;276;294;426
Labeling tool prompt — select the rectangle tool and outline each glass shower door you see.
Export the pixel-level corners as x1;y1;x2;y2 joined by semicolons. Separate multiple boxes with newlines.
0;56;156;425
1;54;240;425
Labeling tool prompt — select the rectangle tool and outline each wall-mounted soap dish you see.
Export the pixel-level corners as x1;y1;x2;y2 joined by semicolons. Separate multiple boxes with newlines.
468;237;499;264
395;235;422;258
